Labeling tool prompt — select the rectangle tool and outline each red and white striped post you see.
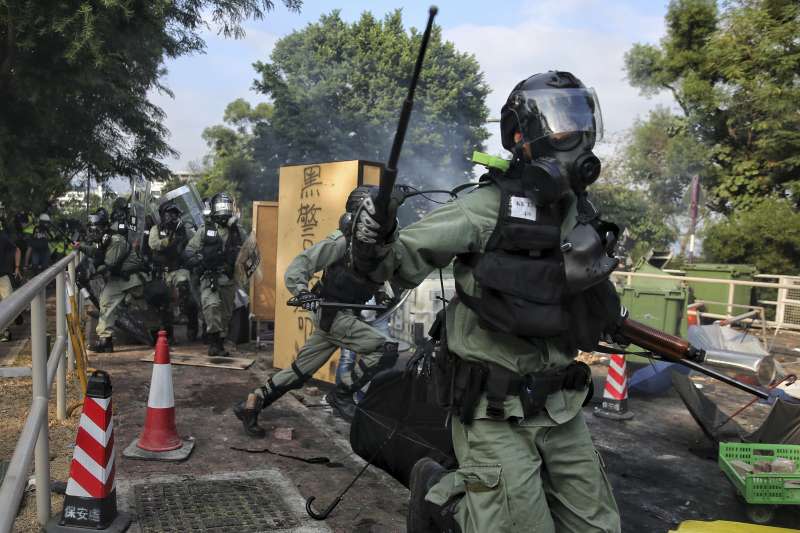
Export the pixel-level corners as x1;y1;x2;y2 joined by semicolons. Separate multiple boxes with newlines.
593;353;634;421
123;330;194;461
48;371;130;532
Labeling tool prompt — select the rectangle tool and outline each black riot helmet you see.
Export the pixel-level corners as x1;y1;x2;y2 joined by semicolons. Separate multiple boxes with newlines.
210;192;235;225
159;201;183;231
86;208;109;243
339;186;376;235
500;71;604;203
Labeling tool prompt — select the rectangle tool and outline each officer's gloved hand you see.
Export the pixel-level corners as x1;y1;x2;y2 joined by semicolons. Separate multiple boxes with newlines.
295;290;319;312
354;192;399;246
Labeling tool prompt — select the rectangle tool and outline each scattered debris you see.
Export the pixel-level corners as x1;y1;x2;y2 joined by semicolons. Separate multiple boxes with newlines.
273;427;294;441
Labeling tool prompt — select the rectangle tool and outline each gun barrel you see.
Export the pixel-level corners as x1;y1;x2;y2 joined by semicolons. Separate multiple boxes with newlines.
620;317;770;399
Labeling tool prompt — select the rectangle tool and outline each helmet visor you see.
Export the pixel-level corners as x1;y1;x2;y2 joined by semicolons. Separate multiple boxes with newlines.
213;199;234;217
510;88;603;146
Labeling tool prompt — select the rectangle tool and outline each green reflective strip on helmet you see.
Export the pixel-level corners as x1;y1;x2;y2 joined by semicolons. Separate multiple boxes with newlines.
472;151;510;172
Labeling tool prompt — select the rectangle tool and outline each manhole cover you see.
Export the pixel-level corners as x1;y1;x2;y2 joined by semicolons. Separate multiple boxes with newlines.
134;477;302;532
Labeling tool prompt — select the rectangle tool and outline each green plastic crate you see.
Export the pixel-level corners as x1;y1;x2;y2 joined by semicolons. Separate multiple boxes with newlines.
719;442;800;505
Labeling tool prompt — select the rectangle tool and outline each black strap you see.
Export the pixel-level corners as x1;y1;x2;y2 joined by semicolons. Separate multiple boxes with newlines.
230;446;332;465
291;362;309;383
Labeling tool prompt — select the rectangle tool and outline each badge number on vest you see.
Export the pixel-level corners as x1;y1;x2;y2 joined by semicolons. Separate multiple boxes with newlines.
509;196;537;221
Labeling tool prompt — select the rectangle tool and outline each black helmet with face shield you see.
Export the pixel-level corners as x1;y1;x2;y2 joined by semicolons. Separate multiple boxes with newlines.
210;192;235;225
500;71;604;200
86;208;109;243
159;201;183;232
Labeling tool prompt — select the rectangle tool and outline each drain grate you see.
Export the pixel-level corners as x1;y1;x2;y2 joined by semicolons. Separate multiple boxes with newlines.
133;477;303;532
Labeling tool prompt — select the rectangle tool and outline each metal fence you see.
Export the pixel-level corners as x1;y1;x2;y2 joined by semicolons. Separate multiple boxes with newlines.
611;270;800;332
0;252;79;532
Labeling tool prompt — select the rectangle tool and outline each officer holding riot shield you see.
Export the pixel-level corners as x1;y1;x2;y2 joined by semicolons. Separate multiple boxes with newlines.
353;72;622;533
183;192;247;357
75;199;150;352
148;202;199;342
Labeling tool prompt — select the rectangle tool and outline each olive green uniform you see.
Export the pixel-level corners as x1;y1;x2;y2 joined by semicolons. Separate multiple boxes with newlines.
262;230;391;396
185;223;247;337
82;234;148;339
148;224;192;289
368;185;620;533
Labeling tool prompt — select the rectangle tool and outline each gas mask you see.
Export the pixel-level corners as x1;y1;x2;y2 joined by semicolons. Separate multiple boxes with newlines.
518;134;602;206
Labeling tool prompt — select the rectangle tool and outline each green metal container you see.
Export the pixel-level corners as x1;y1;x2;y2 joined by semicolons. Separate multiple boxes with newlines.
618;287;688;337
616;285;689;364
683;263;757;316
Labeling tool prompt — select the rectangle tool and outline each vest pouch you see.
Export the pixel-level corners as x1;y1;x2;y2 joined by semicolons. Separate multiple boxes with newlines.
473;288;569;337
491;224;560;253
473;251;564;304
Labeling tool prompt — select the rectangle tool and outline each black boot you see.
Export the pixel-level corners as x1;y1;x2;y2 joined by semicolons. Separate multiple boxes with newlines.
325;387;357;421
207;332;230;357
186;307;199;342
407;458;460;533
92;337;114;353
232;386;282;438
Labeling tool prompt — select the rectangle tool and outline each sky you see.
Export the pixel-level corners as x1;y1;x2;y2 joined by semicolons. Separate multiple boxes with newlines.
151;0;677;171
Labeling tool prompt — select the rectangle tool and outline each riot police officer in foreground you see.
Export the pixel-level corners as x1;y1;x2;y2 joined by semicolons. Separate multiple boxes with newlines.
76;200;150;352
183;192;247;357
233;187;399;437
148;202;199;342
353;72;622;532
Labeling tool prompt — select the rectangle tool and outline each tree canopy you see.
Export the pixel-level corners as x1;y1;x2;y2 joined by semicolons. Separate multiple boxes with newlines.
0;0;301;210
703;197;800;275
249;10;490;197
624;0;800;214
195;98;273;219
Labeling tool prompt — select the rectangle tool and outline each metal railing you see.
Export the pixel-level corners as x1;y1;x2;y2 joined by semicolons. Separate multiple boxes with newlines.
611;270;800;332
0;252;79;532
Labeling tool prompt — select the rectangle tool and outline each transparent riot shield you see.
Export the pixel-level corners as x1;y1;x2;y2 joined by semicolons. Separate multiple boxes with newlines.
128;177;150;247
160;184;204;231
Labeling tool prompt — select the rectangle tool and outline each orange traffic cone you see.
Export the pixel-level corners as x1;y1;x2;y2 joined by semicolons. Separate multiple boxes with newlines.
593;353;634;421
123;331;194;461
47;371;130;532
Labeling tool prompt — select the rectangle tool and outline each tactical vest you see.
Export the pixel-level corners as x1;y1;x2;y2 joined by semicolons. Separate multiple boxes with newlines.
455;167;622;352
318;256;379;305
455;169;570;338
152;226;187;270
201;223;242;275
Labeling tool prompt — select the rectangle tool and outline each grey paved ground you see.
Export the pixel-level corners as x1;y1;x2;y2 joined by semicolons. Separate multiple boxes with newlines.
6;318;798;532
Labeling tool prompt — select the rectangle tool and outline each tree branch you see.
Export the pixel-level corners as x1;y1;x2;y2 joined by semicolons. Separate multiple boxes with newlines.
665;84;689;117
0;1;16;94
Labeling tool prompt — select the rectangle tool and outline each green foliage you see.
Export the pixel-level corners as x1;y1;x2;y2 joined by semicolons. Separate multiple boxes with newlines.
624;0;800;213
0;0;301;210
591;159;678;261
625;107;709;214
196;98;273;228
250;10;490;194
703;197;800;274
